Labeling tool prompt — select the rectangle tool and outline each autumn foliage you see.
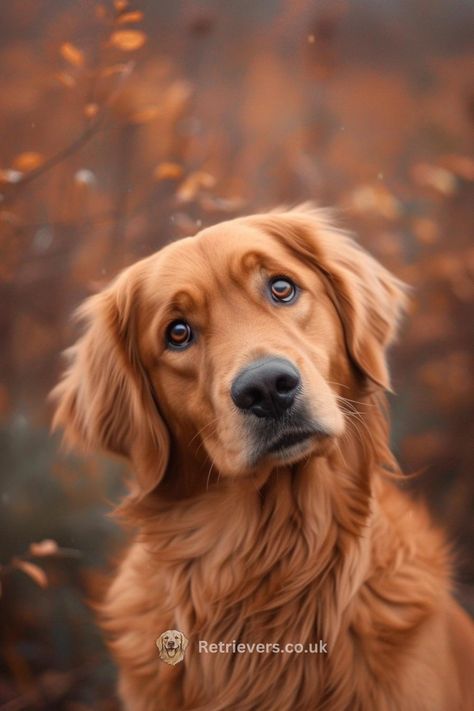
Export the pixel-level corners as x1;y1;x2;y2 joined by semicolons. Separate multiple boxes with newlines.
0;0;473;707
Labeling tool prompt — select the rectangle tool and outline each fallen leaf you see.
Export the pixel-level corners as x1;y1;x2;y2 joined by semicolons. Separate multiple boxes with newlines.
60;42;85;68
30;539;59;557
110;30;146;51
13;559;48;588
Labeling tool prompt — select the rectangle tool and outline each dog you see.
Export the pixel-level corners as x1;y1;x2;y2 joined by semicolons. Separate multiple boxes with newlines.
52;206;474;710
156;630;188;666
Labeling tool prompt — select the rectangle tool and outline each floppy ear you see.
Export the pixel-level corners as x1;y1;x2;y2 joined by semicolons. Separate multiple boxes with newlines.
156;635;164;653
51;270;169;495
180;632;188;652
257;206;408;391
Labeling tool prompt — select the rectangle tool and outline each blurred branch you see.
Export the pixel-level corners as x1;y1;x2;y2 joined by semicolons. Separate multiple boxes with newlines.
1;61;135;206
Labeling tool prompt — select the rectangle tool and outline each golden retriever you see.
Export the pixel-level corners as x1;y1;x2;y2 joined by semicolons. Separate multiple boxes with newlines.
156;630;188;666
52;206;474;710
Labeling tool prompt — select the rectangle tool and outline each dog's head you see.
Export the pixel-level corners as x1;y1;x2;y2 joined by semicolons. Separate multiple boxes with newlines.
52;206;407;493
156;629;188;664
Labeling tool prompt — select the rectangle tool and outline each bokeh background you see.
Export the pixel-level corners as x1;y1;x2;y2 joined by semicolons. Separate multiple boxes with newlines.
0;0;473;708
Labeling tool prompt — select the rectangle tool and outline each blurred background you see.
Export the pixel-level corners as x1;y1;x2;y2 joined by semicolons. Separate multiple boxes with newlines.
0;0;472;708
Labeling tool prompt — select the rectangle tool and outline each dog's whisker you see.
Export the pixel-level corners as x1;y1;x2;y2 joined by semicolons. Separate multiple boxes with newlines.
193;423;221;457
342;411;377;458
206;461;215;490
188;417;221;447
333;438;348;469
336;395;375;408
326;380;351;390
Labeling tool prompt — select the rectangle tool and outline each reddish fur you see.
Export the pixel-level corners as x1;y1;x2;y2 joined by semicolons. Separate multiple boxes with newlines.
52;207;474;710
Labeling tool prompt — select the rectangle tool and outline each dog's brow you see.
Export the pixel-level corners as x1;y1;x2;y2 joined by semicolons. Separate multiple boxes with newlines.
227;250;285;284
167;288;207;313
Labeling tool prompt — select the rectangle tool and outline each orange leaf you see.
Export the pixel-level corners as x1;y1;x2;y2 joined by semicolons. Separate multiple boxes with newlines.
60;42;85;68
177;171;216;202
12;152;44;172
411;163;457;195
13;560;48;588
347;184;401;219
29;539;59;557
84;102;99;118
117;11;144;24
95;3;107;20
440;154;474;182
55;71;76;88
128;106;161;124
110;30;147;51
153;162;184;181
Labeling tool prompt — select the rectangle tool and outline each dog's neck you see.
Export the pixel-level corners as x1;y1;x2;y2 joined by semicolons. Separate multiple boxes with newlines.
119;394;384;619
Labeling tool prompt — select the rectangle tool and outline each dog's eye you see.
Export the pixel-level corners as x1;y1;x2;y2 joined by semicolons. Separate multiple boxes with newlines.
269;277;297;303
166;320;193;348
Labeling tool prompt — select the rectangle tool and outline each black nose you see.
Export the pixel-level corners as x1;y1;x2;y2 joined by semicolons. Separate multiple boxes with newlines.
231;357;301;418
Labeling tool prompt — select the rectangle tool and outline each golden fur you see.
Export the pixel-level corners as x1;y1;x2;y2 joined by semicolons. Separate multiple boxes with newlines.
52;206;474;710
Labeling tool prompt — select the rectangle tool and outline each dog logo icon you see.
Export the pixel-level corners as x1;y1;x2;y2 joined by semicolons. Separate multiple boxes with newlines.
156;629;188;665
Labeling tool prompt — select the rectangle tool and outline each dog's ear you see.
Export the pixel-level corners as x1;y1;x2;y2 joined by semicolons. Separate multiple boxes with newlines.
257;207;408;391
180;632;188;652
156;635;164;653
51;268;169;496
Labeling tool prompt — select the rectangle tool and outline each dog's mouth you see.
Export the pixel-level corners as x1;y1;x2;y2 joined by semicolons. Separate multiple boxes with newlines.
266;429;317;453
240;397;334;467
165;644;178;655
254;420;329;465
238;403;333;470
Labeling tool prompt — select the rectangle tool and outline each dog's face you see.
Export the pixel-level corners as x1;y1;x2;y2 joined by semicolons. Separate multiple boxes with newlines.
139;224;347;476
156;629;187;665
52;208;406;493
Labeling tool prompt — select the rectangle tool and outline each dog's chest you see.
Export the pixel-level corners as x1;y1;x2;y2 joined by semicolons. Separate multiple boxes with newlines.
163;506;335;647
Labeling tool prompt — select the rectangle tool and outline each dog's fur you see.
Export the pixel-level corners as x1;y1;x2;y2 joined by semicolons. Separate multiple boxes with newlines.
52;207;474;710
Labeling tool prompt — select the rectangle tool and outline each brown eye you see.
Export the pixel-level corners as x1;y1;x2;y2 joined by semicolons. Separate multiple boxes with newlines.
166;320;193;348
270;277;297;303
